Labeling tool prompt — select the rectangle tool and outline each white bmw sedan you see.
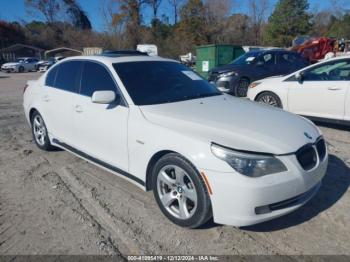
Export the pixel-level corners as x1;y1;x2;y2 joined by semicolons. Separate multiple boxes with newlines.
247;56;350;126
23;55;328;228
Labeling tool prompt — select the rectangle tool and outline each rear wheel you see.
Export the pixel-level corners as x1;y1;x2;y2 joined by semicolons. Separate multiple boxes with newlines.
234;78;250;97
256;91;282;108
31;111;54;151
152;153;212;228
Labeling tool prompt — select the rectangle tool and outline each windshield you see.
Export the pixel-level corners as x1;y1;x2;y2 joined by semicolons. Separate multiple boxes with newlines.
113;61;221;105
15;58;25;63
231;52;260;65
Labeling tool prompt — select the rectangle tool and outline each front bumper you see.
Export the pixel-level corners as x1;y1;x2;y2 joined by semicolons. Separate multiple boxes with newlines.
203;152;328;227
1;67;17;72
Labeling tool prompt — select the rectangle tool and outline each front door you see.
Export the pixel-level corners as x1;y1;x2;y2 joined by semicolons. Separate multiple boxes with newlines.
71;61;129;171
287;59;350;120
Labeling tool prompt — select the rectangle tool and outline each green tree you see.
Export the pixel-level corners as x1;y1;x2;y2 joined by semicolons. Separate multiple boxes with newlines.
178;0;207;45
63;0;92;30
264;0;312;47
111;0;149;48
328;14;350;39
0;21;26;48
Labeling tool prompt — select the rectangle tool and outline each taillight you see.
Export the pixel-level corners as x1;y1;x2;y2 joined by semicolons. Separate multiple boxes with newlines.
23;84;28;94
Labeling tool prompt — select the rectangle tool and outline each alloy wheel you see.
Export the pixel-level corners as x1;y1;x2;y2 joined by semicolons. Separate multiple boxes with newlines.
33;115;47;146
259;94;279;107
236;79;249;97
157;165;198;220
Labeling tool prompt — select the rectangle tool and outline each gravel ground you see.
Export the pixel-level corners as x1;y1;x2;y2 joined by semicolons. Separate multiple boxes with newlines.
0;72;349;256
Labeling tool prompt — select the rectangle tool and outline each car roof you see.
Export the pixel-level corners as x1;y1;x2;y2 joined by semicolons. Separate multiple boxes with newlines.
17;57;38;59
322;55;350;62
61;55;177;64
246;49;298;55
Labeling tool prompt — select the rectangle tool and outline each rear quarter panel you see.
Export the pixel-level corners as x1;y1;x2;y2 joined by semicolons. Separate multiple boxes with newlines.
23;78;45;125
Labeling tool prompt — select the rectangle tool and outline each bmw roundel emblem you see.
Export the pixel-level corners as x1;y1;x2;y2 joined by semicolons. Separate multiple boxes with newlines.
304;132;313;140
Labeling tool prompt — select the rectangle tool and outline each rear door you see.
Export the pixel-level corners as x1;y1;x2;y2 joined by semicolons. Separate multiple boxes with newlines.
71;61;129;171
42;61;82;144
278;52;308;75
287;59;350;120
253;52;277;80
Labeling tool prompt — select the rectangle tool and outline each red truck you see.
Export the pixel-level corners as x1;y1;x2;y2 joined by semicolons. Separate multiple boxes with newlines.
292;37;336;63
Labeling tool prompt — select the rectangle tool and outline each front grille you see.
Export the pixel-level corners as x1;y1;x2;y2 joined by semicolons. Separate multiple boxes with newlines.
296;145;317;171
316;139;326;161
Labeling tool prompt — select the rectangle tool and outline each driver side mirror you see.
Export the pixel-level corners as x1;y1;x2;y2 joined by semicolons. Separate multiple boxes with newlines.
91;90;117;104
295;71;305;82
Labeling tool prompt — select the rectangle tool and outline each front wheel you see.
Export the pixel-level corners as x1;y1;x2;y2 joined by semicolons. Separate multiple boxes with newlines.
256;92;282;108
152;153;212;228
18;66;24;73
234;78;250;97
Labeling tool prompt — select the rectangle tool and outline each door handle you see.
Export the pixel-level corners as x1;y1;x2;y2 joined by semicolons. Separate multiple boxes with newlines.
327;87;341;91
74;105;83;113
43;95;50;102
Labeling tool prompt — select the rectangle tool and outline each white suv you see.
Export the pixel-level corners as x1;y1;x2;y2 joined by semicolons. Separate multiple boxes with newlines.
23;55;328;228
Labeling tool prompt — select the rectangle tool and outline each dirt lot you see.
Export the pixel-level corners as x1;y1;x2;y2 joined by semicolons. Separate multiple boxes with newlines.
0;72;349;257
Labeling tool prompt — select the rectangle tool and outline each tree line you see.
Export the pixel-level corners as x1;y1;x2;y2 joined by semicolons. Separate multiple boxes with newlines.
0;0;349;59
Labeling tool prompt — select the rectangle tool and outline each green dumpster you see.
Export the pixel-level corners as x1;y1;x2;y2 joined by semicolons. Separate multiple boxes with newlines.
196;44;245;78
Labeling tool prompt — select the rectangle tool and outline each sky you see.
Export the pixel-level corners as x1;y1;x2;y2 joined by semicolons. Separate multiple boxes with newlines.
0;0;348;32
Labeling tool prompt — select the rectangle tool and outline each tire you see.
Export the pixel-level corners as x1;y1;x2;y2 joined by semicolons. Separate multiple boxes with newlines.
31;111;54;151
256;91;282;108
152;153;212;228
234;78;250;97
18;66;24;73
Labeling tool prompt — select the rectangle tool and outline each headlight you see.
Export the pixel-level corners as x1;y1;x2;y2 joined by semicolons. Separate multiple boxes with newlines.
211;143;287;177
218;71;238;78
249;82;261;88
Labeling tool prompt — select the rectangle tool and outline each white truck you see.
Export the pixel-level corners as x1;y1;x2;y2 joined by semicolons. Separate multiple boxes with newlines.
136;44;158;56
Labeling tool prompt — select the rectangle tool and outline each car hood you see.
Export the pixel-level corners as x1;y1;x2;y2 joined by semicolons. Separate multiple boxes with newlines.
257;75;286;82
139;94;320;155
2;62;20;67
211;64;249;74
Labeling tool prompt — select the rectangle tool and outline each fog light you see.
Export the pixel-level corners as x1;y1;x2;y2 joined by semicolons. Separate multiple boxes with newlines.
255;205;271;215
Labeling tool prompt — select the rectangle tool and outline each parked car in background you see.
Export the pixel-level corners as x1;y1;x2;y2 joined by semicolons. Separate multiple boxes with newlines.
208;50;309;97
247;56;350;125
23;55;327;228
136;44;158;56
1;57;39;73
37;57;65;72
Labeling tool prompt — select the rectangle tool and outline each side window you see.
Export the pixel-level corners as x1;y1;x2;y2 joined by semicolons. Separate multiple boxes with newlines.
304;60;350;81
55;61;82;92
80;61;117;97
280;53;299;64
257;53;275;66
45;66;58;87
